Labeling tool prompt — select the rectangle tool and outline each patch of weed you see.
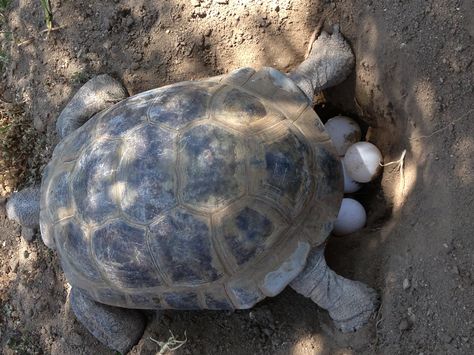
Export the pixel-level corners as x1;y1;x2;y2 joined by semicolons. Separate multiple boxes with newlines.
71;71;91;85
6;332;42;355
39;0;53;31
0;100;48;195
0;0;11;12
0;49;8;71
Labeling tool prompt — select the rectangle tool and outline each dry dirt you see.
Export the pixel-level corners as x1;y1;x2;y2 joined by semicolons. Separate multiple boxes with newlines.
0;0;473;354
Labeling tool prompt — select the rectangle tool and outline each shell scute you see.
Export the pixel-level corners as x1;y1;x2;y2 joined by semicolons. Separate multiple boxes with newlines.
227;284;264;309
55;219;102;283
128;293;163;309
46;169;73;222
222;207;274;266
94;288;128;306
148;82;217;129
72;139;121;224
179;124;246;211
92;220;163;289
163;291;200;310
247;127;314;218
264;134;312;201
94;101;146;138
118;124;177;223
214;88;267;125
149;209;223;285
204;292;234;310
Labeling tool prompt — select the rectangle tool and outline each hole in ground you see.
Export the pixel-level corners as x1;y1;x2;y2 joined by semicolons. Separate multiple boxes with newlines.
314;99;393;286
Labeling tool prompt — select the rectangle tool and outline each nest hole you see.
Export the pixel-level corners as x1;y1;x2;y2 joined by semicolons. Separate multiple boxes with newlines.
314;98;393;286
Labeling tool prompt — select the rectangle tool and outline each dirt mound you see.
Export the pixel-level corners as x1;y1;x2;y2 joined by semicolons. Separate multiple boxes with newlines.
0;0;473;354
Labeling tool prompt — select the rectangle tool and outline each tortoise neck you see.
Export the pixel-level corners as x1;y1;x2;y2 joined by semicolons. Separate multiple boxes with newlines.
288;70;316;102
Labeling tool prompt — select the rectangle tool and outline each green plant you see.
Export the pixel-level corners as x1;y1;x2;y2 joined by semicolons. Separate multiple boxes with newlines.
0;0;11;26
6;332;41;355
71;71;91;85
2;29;13;41
39;0;52;31
0;0;11;12
0;123;10;133
0;100;48;194
0;49;8;71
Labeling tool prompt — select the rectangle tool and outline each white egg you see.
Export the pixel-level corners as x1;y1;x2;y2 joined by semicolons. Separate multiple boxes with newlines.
324;116;361;156
341;160;362;193
333;198;367;236
344;142;383;183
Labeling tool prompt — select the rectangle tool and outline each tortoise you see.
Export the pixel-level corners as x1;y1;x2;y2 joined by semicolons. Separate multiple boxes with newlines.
5;27;377;353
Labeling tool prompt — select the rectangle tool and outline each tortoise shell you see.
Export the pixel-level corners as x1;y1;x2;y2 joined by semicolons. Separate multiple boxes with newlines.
39;67;343;310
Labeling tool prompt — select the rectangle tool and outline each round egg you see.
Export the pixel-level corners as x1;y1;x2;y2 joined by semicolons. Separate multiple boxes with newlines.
325;115;361;156
333;198;367;236
344;142;383;183
342;160;362;193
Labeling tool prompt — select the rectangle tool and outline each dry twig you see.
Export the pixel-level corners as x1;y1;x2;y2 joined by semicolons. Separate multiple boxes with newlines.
381;150;407;195
149;330;187;355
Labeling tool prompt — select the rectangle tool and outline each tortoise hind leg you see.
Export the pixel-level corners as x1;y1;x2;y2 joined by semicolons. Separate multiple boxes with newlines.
69;288;146;354
5;185;41;229
56;75;128;139
288;25;354;100
290;246;378;332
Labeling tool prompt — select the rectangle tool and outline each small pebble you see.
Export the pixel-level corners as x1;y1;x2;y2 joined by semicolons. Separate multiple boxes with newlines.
70;332;83;346
439;333;453;344
0;197;6;216
10;259;19;273
33;116;45;132
399;318;410;331
403;278;411;290
21;227;36;242
126;17;134;28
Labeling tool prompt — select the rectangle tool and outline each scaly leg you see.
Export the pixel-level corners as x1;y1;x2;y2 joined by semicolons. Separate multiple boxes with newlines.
290;245;378;332
289;25;354;100
70;288;146;354
56;74;128;138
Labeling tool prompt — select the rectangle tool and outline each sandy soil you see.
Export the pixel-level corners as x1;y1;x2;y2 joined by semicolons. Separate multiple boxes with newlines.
0;0;473;354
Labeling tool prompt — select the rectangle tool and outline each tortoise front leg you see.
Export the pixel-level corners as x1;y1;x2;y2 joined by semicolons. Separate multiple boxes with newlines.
56;74;128;139
70;288;146;354
290;245;378;332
